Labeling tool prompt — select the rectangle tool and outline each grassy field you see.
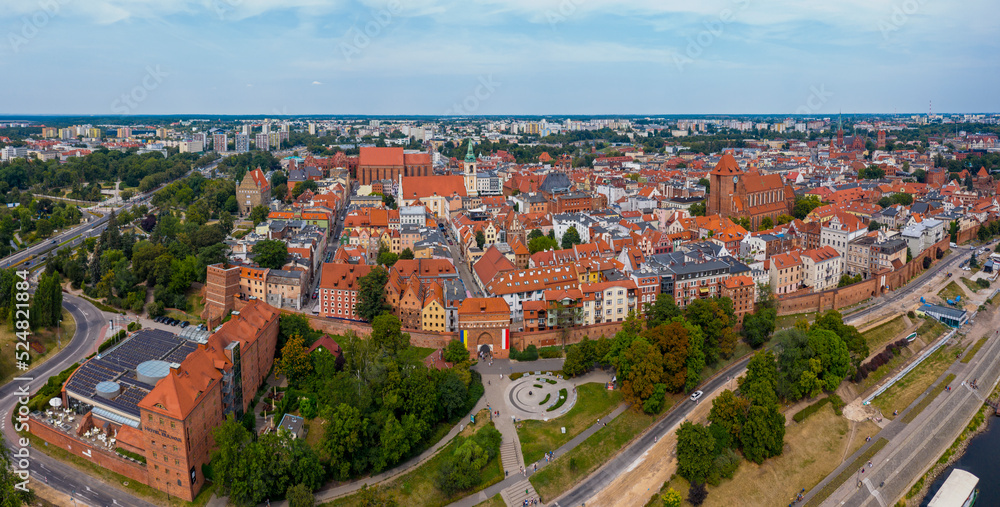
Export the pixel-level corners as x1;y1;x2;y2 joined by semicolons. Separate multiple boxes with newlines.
902;373;956;424
530;408;657;501
186;290;205;320
654;408;879;507
871;346;959;419
915;318;949;342
803;438;889;507
474;494;505;507
960;277;981;293
325;412;503;507
962;337;989;363
413;346;437;359
860;347;915;392
861;316;907;351
0;308;76;385
25;432;215;507
937;281;965;302
774;312;819;331
518;383;622;464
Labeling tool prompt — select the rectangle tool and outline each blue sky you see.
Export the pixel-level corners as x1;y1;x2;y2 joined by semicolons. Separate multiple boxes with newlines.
0;0;996;115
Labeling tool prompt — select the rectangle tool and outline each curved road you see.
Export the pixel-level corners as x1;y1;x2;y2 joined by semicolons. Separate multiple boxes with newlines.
0;293;154;507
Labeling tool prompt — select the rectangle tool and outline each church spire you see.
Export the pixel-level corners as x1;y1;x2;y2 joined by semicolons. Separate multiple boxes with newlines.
464;139;476;163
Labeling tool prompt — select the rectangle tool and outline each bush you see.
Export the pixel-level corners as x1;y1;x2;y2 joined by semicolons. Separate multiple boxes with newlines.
436;425;502;496
97;330;128;353
642;383;668;414
793;397;830;423
907;310;915;319
538;346;563;359
127;321;142;332
829;394;846;415
706;448;741;485
688;482;708;506
510;344;539;362
976;278;990;289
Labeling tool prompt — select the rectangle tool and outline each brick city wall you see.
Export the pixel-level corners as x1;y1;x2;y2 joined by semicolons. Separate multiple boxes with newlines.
30;418;149;485
512;321;626;350
776;239;951;316
956;223;981;245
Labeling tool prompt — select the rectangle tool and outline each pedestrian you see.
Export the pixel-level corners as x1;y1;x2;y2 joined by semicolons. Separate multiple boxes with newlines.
534;463;537;472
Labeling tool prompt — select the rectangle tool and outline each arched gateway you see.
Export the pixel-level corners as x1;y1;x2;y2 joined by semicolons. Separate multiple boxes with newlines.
457;298;512;359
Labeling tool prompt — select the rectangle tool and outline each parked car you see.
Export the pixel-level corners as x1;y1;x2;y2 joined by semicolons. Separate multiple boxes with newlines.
180;321;190;328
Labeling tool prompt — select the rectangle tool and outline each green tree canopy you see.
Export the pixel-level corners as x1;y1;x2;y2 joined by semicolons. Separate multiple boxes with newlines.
253;239;288;269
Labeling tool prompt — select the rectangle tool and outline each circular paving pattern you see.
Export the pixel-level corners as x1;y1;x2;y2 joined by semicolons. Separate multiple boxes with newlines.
505;372;577;420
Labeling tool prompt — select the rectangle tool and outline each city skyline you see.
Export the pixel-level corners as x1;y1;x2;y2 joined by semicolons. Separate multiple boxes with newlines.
1;0;997;115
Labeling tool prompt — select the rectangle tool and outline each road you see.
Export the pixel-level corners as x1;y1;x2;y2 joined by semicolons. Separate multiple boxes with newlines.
439;220;484;297
0;293;154;507
844;244;976;326
814;310;1000;506
551;355;752;507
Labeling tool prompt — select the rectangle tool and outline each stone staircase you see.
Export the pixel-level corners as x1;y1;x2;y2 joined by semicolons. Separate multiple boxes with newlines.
501;478;542;507
500;440;520;477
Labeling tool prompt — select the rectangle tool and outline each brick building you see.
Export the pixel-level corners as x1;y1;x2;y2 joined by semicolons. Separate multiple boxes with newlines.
55;301;280;501
237;167;270;215
318;262;373;320
707;153;795;230
356;147;432;185
203;263;240;323
721;275;756;327
457;298;511;359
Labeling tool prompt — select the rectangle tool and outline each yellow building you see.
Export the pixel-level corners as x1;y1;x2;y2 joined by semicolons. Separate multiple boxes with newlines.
421;282;448;331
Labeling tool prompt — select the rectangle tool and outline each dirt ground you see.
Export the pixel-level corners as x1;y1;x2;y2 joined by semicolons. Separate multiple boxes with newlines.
581;370;743;507
31;482;86;507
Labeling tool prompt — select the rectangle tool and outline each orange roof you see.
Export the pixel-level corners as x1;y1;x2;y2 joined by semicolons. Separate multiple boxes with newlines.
359;147;404;166
724;275;754;289
319;262;374;291
710;153;743;176
401;175;467;200
457;297;510;315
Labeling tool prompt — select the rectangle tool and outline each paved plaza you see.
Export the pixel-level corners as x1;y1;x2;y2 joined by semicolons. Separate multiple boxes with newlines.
505;372;578;421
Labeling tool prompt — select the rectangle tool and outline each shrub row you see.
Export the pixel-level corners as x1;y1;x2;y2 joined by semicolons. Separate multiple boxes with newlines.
792;397;830;423
853;339;910;382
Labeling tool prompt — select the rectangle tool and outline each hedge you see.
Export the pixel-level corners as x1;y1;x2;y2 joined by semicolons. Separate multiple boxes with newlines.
97;330;128;353
793;397;831;423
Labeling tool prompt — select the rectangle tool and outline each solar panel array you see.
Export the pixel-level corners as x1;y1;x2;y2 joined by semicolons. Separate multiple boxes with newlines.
65;329;199;418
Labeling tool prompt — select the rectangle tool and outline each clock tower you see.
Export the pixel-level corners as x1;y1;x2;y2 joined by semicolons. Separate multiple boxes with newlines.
463;139;478;197
708;153;743;218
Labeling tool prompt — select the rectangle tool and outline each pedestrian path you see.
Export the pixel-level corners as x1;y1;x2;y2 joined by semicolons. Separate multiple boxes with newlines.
501;478;541;507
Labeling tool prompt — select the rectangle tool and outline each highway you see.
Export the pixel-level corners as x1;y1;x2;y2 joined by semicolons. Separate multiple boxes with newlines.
0;294;154;507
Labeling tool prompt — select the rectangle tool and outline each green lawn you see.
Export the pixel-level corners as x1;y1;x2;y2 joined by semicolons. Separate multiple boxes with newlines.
0;308;76;386
871;346;958;420
860;348;914;392
518;383;622;465
861;316;907;351
324;415;503;507
915;318;949;342
530;408;656;501
413;346;437;360
960;277;981;293
937;281;965;302
902;373;956;424
962;337;989;363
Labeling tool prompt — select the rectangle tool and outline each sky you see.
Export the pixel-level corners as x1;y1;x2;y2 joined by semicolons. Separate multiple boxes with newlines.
0;0;997;115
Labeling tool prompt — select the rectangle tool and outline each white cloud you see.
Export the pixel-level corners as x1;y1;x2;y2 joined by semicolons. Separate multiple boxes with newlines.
312;80;322;84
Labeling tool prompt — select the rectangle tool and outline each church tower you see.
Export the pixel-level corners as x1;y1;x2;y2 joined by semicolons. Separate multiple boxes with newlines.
708;153;743;218
463;140;478;196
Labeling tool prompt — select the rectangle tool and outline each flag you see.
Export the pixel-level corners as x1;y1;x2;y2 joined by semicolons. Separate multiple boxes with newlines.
460;330;469;348
501;328;509;349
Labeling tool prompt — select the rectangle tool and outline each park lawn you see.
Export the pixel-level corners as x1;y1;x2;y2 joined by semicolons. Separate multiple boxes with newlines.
25;432;215;507
870;345;959;420
936;281;965;302
325;416;503;507
861;316;907;351
413;346;437;360
517;383;622;464
186;290;205;320
474;493;505;507
655;408;879;507
859;347;914;392
774;311;818;331
530;408;657;501
915;318;949;342
0;308;76;386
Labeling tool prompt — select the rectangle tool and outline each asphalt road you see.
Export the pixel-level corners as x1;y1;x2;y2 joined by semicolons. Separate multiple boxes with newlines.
0;294;155;507
551;355;752;507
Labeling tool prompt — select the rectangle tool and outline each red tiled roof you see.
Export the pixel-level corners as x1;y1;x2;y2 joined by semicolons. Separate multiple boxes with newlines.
359;147;404;166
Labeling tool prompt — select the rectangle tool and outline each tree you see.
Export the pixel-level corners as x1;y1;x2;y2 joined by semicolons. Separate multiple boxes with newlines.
661;488;683;507
561;226;582;249
356;266;390;322
689;201;706;217
645;293;681;329
475;230;486;249
293;179;319;198
0;433;35;506
740;403;785;463
528;229;544;240
687;482;708;506
528;235;558;254
370;314;410;355
277;335;313;386
400;248;414;260
616;337;664;411
949;221;959;243
776;214;793;225
253;239;288;269
444;339;470;364
741;307;776;349
644;323;689;392
675;422;716;483
708;389;750;442
377;249;398;267
320;403;367;480
286;484;315;507
250;205;270;225
758;217;774;231
792;195;822;219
